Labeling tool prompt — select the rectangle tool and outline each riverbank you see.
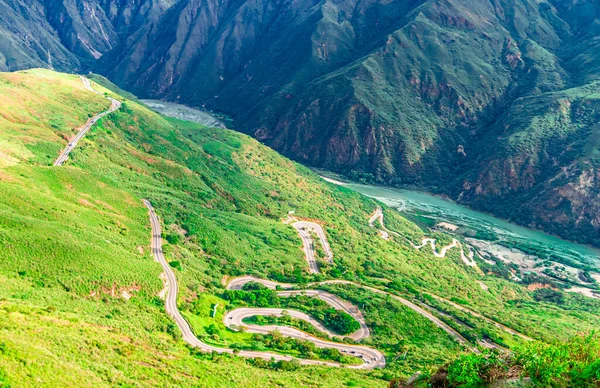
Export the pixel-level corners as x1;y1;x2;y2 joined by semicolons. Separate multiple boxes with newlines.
319;172;600;298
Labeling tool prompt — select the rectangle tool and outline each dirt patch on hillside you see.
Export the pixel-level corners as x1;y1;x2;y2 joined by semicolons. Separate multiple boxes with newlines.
79;198;94;207
567;286;600;299
527;283;557;291
158;272;168;300
90;284;141;300
437;222;459;231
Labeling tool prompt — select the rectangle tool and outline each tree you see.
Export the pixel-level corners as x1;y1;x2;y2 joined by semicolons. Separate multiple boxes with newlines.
533;288;564;304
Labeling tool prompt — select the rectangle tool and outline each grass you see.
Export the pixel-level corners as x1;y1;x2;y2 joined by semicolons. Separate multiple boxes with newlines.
0;69;598;386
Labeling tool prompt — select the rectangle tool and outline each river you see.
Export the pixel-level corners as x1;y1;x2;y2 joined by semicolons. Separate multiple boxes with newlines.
142;99;226;128
322;176;600;270
141;98;600;281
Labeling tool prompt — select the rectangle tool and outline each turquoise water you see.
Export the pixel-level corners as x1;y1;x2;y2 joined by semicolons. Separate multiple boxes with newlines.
327;178;600;266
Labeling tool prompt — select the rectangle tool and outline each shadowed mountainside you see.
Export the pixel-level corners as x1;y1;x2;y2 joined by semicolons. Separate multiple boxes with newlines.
1;0;598;244
97;0;600;245
0;0;174;71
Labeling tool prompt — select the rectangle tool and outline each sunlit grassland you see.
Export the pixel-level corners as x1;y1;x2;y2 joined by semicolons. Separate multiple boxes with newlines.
1;276;381;388
77;92;600;370
0;69;109;166
0;69;598;385
0;70;387;386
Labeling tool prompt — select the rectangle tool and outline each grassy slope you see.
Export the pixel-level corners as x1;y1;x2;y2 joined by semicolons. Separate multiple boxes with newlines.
0;69;598;386
0;69;382;387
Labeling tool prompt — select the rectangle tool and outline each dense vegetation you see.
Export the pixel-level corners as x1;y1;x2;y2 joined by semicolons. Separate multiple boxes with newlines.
240;331;357;365
413;332;600;387
224;288;360;336
0;69;598;386
95;0;600;247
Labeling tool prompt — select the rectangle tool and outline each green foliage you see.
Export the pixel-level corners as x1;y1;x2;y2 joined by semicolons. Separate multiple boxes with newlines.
533;288;564;305
0;70;387;386
0;69;599;386
224;290;359;335
248;357;301;372
224;289;280;308
517;333;600;386
240;331;355;365
320;309;360;335
245;315;325;339
447;354;485;386
165;233;181;245
446;352;507;387
443;333;600;387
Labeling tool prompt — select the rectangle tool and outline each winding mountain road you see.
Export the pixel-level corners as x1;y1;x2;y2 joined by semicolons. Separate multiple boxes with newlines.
225;306;383;367
228;276;472;349
143;198;524;370
370;207;531;341
143;200;384;369
426;293;532;341
54;76;121;166
292;221;333;273
226;276;370;342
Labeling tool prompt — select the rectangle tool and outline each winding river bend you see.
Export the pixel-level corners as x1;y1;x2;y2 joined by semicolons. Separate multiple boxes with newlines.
322;177;600;269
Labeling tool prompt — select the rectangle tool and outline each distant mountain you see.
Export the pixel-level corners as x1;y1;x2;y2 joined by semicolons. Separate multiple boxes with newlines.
98;0;600;245
0;0;173;71
0;0;598;245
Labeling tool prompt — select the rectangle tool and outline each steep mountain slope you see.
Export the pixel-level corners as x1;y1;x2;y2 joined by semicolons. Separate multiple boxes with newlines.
98;0;579;173
97;0;600;245
0;69;386;386
1;69;599;385
0;0;173;71
0;0;80;71
455;82;600;246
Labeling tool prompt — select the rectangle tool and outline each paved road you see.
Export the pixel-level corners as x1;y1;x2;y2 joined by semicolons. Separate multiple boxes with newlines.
144;200;520;369
54;76;122;166
292;221;333;274
224;307;384;368
143;201;382;369
227;276;471;348
228;275;294;290
317;279;474;348
226;277;370;342
427;293;532;341
226;307;341;338
278;290;370;341
370;207;530;341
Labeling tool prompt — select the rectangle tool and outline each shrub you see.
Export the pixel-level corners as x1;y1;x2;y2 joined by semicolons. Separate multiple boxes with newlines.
533;288;564;304
447;353;486;386
165;233;181;245
517;332;600;386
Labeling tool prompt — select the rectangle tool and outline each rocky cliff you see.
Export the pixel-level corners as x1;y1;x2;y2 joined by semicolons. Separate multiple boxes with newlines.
0;0;173;70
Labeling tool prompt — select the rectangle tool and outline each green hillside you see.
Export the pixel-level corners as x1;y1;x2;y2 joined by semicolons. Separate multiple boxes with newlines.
0;69;598;386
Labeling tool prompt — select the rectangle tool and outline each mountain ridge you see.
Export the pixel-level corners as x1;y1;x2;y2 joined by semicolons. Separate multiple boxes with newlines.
0;0;599;245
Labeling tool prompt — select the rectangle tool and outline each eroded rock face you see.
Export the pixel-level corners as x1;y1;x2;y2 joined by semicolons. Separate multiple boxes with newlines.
0;0;174;70
1;0;599;244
